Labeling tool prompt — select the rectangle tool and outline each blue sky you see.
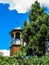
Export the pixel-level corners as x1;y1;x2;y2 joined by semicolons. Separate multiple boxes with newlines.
0;4;29;50
0;0;49;52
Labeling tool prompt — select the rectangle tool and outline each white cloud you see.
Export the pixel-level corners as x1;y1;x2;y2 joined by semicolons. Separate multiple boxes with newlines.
0;0;49;13
38;0;49;7
0;49;10;56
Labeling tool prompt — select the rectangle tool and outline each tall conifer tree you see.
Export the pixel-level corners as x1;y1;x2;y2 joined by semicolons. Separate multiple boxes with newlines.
22;1;49;56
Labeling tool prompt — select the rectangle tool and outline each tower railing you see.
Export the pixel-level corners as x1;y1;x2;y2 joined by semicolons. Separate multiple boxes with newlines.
10;39;21;46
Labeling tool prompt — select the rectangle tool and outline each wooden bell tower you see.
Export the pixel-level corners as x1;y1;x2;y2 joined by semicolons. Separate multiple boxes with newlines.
10;27;23;56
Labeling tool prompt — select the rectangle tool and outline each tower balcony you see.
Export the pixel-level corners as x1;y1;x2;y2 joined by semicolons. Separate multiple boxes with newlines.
10;40;21;47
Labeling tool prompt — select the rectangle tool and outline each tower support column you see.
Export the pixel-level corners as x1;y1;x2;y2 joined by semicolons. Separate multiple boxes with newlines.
14;32;16;40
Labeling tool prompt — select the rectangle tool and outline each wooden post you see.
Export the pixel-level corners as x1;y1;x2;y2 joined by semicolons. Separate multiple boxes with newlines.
20;32;23;45
14;32;16;40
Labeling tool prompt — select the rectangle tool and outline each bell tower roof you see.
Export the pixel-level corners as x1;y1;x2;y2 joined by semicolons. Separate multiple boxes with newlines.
14;27;22;30
10;27;22;34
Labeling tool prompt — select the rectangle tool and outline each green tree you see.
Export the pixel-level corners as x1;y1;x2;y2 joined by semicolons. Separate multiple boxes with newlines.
22;1;49;56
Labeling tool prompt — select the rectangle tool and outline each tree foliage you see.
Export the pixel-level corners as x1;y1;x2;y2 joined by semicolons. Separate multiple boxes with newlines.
22;1;49;56
0;54;49;65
